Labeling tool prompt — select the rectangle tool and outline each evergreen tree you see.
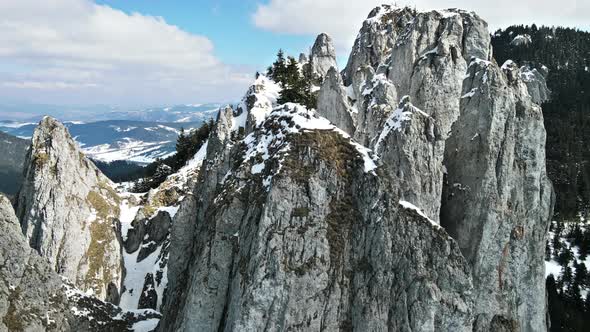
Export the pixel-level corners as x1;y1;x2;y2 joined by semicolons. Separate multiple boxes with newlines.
558;245;574;266
575;261;588;287
566;279;582;305
268;49;288;86
268;50;319;109
175;127;191;169
562;264;573;284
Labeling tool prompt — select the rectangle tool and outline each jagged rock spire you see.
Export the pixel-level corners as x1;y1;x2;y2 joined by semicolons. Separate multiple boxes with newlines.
309;33;337;79
15;116;123;301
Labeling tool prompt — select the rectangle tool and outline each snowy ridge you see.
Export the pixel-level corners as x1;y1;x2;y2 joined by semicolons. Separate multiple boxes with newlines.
234;75;281;130
242;103;376;191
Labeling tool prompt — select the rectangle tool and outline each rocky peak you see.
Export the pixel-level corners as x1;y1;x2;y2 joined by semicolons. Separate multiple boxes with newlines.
298;52;308;64
309;33;337;80
236;75;281;135
15;116;123;301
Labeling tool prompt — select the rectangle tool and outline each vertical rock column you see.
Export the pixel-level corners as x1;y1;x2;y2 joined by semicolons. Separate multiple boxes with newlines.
441;59;554;331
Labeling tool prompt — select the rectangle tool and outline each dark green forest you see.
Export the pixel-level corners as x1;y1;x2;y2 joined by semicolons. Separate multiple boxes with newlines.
492;25;590;332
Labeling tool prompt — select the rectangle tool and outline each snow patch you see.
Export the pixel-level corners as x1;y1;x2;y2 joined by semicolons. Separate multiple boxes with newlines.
399;200;440;229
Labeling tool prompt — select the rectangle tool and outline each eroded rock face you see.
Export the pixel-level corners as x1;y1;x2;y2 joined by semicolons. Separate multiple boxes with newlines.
15;116;122;301
343;5;491;142
519;64;551;104
441;58;554;331
158;103;241;328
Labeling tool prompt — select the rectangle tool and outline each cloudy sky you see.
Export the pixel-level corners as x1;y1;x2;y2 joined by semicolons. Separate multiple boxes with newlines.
0;0;587;107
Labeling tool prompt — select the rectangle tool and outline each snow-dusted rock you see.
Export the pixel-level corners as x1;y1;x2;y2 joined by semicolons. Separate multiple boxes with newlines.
510;34;532;46
520;64;551;104
373;96;442;220
15;116;123;301
343;5;491;141
159;103;471;331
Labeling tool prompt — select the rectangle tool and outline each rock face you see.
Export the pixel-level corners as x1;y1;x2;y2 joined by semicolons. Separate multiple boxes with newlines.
158;5;553;332
15;116;122;301
441;59;554;331
0;193;160;331
309;33;337;80
316;67;356;134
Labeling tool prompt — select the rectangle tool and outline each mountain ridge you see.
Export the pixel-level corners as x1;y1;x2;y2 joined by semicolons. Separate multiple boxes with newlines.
0;5;557;332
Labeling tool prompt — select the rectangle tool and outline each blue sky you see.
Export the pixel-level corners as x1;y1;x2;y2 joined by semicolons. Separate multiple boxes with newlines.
95;0;315;68
0;0;587;108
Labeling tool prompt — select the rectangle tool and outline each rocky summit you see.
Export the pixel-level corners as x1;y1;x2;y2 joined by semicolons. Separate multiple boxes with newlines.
0;4;555;332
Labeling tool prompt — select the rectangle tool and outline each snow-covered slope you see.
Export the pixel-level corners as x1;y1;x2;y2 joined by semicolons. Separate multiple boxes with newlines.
117;141;208;311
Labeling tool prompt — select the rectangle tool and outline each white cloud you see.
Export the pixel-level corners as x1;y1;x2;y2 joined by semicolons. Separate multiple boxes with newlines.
0;0;252;106
253;0;590;54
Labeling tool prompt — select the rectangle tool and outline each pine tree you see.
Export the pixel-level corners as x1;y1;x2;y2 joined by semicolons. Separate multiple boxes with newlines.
575;261;588;287
268;49;288;86
566;279;582;305
558;245;574;266
175;127;192;170
562;264;573;284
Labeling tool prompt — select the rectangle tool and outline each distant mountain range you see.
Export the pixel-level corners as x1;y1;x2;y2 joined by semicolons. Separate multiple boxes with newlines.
0;103;224;123
0;119;208;164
